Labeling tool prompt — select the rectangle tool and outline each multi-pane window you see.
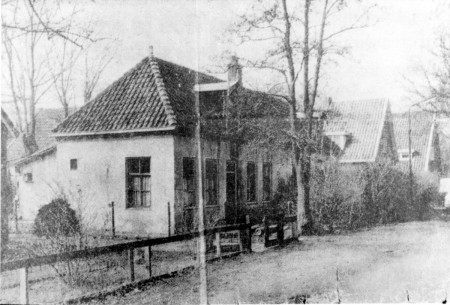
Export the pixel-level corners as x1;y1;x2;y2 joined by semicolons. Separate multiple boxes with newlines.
247;162;256;202
263;163;272;201
126;157;151;208
205;159;218;206
183;158;196;207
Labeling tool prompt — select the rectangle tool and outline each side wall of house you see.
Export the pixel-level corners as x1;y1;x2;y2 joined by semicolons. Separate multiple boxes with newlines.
173;136;292;233
56;134;175;237
15;153;58;231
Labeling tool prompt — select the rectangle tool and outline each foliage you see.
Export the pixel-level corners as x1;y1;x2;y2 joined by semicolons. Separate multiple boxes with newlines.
308;159;439;235
33;197;81;237
1;169;15;256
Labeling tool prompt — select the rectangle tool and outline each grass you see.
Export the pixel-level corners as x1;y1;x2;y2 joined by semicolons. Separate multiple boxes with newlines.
86;221;450;304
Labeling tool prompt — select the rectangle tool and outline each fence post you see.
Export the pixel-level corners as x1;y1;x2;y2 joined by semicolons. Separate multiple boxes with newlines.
168;202;171;237
128;248;135;282
264;217;270;248
19;267;29;304
215;232;221;258
291;217;298;240
246;215;252;253
148;245;152;278
111;202;115;238
277;217;284;247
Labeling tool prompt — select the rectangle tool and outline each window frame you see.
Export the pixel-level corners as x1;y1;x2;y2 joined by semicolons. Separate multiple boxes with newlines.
182;157;196;208
205;159;219;206
246;162;257;203
262;162;272;202
126;157;151;208
70;159;78;170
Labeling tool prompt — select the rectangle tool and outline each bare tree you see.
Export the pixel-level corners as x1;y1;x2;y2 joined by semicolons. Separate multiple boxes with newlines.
407;33;450;116
2;0;95;48
83;43;114;105
2;0;57;143
228;0;372;233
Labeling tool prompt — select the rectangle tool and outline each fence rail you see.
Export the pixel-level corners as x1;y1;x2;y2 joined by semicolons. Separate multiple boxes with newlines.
1;223;249;272
2;214;298;304
1;221;252;304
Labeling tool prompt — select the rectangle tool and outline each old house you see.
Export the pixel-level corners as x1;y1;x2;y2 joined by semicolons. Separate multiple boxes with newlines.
7;108;70;165
7;108;71;232
320;98;397;164
392;111;442;178
14;52;292;237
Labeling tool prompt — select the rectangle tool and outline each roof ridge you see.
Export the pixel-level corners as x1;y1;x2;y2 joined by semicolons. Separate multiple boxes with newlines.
149;57;177;126
155;57;224;83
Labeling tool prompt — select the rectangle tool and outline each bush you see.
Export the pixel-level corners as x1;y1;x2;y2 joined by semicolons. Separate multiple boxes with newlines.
309;159;429;234
34;198;81;237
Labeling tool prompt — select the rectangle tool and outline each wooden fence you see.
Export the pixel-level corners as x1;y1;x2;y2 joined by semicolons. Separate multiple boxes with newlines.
264;215;298;248
2;214;298;304
1;221;250;304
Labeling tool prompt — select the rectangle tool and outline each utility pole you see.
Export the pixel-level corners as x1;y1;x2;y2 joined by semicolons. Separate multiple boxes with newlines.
408;109;414;207
195;79;208;305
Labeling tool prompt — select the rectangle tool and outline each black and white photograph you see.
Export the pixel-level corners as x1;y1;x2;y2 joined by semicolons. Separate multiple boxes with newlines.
1;0;450;303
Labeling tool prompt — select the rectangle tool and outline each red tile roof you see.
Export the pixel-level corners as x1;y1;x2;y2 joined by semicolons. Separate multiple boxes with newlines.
393;111;435;173
324;99;389;163
53;57;223;135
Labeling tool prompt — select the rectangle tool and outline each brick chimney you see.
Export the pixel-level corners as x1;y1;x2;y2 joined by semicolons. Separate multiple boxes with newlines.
228;56;242;85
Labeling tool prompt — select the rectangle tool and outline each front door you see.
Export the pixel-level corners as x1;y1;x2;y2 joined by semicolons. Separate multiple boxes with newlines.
225;161;237;224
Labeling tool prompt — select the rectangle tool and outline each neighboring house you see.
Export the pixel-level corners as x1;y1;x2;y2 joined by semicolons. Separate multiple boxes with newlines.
320;98;397;165
7;108;72;231
7;108;71;164
15;52;292;237
392;111;442;177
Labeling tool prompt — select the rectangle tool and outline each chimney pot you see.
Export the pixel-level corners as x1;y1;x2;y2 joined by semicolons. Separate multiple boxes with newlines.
228;56;242;85
149;45;154;59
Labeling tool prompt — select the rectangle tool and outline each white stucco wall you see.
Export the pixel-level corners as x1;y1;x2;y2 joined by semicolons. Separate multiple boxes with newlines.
56;134;175;237
15;153;58;223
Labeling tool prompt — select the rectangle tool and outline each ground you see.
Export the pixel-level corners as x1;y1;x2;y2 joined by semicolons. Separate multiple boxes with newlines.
87;221;450;304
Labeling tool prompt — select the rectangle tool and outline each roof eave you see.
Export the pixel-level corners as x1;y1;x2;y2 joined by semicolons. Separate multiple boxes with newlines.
339;158;376;164
424;114;436;171
372;99;389;161
52;126;177;138
14;145;57;167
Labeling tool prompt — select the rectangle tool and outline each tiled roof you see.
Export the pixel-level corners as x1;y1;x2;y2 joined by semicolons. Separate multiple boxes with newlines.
7;108;70;163
53;57;223;135
393;111;435;173
324;99;389;163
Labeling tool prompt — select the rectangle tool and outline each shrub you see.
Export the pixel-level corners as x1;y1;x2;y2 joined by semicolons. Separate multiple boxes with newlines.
34;198;81;237
309;159;431;234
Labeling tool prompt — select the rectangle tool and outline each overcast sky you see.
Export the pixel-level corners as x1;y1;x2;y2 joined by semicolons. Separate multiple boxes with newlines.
3;0;450;113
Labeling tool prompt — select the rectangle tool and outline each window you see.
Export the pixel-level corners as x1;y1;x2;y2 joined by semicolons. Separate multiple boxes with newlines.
398;149;417;161
247;162;256;202
126;157;151;208
205;159;218;206
70;159;78;170
263;163;272;201
183;158;196;207
230;142;239;159
24;172;33;183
